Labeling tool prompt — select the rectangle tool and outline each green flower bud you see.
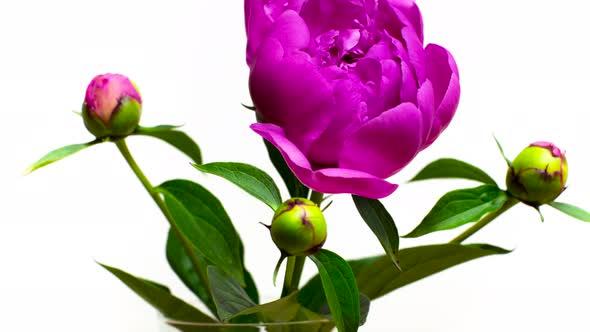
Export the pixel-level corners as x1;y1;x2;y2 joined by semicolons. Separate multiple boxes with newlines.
506;141;568;206
270;198;327;256
82;73;142;138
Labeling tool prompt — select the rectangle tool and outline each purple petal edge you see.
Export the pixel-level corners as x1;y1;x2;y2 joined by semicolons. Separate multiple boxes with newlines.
251;123;398;199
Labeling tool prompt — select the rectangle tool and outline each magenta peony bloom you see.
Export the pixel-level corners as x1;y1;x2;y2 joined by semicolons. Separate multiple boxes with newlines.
245;0;460;199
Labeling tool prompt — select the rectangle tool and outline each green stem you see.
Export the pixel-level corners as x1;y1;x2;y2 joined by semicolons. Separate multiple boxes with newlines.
114;139;210;290
310;190;324;205
450;196;519;244
281;256;296;297
280;191;325;297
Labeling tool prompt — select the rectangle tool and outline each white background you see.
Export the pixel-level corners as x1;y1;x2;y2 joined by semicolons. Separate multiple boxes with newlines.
2;0;590;331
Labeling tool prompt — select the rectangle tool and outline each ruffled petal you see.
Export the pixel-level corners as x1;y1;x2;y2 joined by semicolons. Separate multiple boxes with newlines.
417;79;435;145
251;123;398;199
339;102;423;178
307;79;364;166
379;59;402;113
245;0;272;66
245;0;307;65
376;0;425;82
384;0;423;42
300;0;367;37
249;38;336;154
268;10;310;53
424;44;460;145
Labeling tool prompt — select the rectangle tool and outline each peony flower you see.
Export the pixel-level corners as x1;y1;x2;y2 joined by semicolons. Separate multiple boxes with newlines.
82;73;142;138
245;0;460;199
506;142;568;206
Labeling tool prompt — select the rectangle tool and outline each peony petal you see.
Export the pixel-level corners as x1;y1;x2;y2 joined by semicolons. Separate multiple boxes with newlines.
339;102;423;178
417;79;435;145
379;59;402;114
376;0;425;82
245;0;307;65
403;3;424;42
245;0;272;66
307;79;364;166
251;123;398;199
354;58;384;121
399;59;417;104
300;0;367;37
268;10;310;53
384;1;423;42
401;25;426;83
249;38;336;154
424;44;460;145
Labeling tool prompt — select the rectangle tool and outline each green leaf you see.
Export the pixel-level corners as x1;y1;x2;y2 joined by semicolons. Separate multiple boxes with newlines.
354;243;510;300
262;138;309;198
165;229;217;316
298;267;372;329
357;294;370;326
243;270;259;305
404;185;508;238
98;262;215;323
310;249;360;332
238;237;260;305
25;140;99;174
549;201;590;222
352;195;400;269
158;180;245;285
410;158;497;185
134;125;202;164
207;266;256;322
232;291;329;332
194;162;282;210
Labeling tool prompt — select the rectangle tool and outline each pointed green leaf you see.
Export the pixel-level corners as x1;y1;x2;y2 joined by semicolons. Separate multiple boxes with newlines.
194;162;282;210
207;266;257;322
310;249;360;332
262;138;309;198
354;244;510;299
243;272;259;307
404;185;507;238
352;195;400;269
165;229;217;316
98;263;215;323
158;180;244;285
549;201;590;222
134;125;202;164
238;239;260;305
232;291;329;332
25;140;99;174
410;158;497;185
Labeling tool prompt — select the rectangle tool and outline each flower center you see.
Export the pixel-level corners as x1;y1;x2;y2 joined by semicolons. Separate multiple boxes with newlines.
309;28;381;70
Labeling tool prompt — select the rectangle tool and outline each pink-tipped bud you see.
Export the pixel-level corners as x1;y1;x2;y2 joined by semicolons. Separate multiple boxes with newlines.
506;141;568;206
82;73;142;138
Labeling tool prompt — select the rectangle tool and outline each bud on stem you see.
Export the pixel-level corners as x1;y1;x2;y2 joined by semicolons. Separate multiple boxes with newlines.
82;73;142;138
270;198;327;256
506;142;568;206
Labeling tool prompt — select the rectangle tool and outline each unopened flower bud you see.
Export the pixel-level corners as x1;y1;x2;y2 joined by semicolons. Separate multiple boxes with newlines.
506;141;568;206
82;73;142;138
270;198;327;256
